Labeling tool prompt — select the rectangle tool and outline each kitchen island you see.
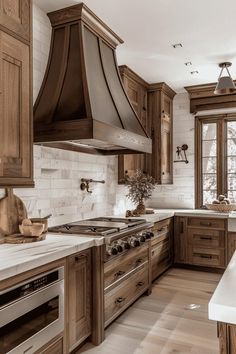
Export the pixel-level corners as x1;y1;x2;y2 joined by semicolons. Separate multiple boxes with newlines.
209;250;236;353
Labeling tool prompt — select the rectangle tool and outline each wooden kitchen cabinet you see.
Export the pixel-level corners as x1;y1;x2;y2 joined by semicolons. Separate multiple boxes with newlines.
151;218;173;281
118;66;176;185
118;65;149;183
174;216;188;264
67;249;92;352
147;83;176;184
0;3;33;187
174;216;227;269
218;322;236;354
0;0;31;42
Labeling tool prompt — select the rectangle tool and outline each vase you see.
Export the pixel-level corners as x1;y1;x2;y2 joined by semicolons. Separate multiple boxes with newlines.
136;201;146;215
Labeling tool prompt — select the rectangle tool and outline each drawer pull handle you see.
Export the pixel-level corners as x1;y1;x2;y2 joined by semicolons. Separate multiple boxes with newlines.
199;222;212;227
136;281;144;287
199;254;212;259
114;270;125;278
75;255;85;262
152;250;155;256
115;297;126;304
200;236;212;240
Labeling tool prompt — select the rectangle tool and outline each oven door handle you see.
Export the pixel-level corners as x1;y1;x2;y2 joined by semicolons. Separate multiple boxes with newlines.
0;280;64;328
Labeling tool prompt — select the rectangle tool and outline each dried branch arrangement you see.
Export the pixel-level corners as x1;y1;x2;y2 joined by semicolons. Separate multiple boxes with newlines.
125;170;155;209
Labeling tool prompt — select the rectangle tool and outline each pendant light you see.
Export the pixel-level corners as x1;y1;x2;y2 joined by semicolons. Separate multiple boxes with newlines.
214;62;236;95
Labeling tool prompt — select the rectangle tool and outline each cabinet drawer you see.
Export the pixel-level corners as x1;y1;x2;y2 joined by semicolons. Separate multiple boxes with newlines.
189;229;225;248
190;247;225;268
187;217;225;230
105;262;148;326
151;230;170;247
104;245;148;289
152;218;171;233
151;239;169;261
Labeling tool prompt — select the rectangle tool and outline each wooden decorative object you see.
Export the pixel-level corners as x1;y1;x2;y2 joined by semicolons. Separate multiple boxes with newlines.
0;188;28;236
19;223;45;237
4;233;46;244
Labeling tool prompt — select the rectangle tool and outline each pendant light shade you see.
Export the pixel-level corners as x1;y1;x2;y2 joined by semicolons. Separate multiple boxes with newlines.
214;62;236;95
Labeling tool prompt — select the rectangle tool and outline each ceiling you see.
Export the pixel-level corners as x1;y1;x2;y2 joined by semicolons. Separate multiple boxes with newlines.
34;0;236;92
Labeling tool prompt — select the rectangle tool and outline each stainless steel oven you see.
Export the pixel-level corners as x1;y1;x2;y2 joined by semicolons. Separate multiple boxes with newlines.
0;267;64;354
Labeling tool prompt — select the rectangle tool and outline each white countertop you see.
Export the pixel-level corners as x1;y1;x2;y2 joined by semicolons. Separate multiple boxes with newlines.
209;250;236;325
1;208;236;283
0;234;104;282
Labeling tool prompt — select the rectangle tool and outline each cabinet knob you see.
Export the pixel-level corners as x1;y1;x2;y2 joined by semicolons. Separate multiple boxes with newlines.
136;281;144;287
114;270;125;278
115;297;126;305
135;258;143;266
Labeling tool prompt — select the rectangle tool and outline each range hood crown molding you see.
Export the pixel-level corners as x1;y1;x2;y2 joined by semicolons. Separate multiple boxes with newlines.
33;3;152;155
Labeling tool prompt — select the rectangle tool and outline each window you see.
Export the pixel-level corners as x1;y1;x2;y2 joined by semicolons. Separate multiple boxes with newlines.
195;114;236;208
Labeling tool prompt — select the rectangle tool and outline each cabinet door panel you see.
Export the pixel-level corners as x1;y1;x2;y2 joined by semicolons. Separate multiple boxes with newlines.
68;250;92;351
0;31;32;186
0;0;30;41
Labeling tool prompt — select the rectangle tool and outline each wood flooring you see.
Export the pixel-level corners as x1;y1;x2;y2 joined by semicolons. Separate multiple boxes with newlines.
77;268;221;354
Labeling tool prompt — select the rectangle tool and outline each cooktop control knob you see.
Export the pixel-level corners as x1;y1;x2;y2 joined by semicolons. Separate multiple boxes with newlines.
107;246;118;256
144;231;154;239
124;241;131;250
139;235;146;242
130;237;140;247
116;244;123;253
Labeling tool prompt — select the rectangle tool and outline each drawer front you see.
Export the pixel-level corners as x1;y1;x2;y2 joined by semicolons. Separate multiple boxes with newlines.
190;247;225;268
151;240;170;280
151;230;170;248
105;262;148;326
187;217;225;230
189;229;225;248
151;239;170;261
152;218;171;233
104;245;148;289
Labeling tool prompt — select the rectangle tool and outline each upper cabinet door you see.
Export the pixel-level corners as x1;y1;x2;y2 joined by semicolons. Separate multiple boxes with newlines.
0;0;30;42
0;31;33;186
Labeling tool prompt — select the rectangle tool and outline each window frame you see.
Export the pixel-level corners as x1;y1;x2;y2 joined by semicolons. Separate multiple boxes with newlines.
195;113;236;208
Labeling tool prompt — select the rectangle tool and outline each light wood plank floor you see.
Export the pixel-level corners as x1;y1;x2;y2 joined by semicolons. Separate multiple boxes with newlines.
77;268;221;354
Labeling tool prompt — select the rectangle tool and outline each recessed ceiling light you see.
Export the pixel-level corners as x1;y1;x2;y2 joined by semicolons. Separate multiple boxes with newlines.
172;43;183;48
185;62;192;66
190;70;199;75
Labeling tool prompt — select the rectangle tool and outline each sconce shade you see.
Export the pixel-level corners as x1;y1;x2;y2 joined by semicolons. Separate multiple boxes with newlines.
214;76;236;95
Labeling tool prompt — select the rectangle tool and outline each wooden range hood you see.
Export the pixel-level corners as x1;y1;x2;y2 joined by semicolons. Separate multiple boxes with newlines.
34;4;152;155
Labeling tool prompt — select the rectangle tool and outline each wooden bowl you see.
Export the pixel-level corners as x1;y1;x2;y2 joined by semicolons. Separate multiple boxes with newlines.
19;223;45;237
30;218;48;232
206;203;236;213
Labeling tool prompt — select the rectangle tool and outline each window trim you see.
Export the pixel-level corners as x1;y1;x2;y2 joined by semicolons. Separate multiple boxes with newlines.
195;113;236;208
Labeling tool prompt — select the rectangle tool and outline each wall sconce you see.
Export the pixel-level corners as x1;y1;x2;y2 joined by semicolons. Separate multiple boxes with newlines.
174;144;189;164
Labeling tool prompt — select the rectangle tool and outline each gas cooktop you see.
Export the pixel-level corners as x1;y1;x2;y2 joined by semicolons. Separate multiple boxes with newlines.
49;217;147;237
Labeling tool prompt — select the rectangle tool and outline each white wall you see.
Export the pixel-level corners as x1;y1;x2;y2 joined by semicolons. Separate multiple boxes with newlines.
148;93;195;209
0;4;195;226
